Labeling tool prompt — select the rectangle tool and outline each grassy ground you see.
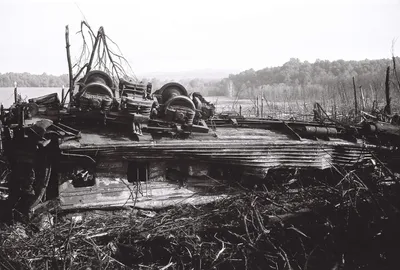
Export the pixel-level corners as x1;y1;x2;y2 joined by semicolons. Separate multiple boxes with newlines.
208;96;315;121
208;94;400;124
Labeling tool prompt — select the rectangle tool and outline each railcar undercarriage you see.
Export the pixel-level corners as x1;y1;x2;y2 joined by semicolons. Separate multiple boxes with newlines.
1;22;399;216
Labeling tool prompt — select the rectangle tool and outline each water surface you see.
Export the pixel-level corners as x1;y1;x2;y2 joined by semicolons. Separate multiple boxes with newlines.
0;87;63;107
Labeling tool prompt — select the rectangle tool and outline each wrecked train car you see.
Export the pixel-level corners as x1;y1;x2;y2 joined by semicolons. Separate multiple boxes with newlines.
2;81;393;213
1;22;399;214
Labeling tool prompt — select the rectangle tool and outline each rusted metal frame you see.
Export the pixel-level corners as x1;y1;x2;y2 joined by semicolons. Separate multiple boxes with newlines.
281;121;302;140
62;141;365;152
50;124;81;140
208;117;340;131
63;144;371;158
64;151;368;160
56;123;81;136
72;156;368;168
118;148;367;158
60;152;96;164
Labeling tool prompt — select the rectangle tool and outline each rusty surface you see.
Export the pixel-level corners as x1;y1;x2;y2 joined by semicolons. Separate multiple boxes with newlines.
55;126;385;210
60;127;375;170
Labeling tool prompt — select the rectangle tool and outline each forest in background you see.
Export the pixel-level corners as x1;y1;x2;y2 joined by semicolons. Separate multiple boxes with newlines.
1;58;399;108
0;73;69;87
212;58;400;99
139;58;400;103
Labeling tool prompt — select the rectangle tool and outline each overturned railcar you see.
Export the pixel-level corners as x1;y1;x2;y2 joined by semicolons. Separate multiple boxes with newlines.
0;78;388;213
1;22;398;214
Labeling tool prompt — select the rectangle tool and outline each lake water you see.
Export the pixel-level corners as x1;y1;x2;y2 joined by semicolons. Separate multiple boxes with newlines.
0;87;237;107
0;87;303;119
0;87;63;107
0;87;250;114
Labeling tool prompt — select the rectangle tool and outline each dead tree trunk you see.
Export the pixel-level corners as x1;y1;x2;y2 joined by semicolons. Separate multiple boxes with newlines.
392;56;400;91
87;30;102;74
353;77;358;116
65;25;74;102
256;96;259;117
360;86;365;111
14;83;17;104
385;66;391;115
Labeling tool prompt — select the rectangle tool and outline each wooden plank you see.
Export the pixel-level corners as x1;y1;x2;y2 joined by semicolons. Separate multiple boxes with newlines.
59;178;224;210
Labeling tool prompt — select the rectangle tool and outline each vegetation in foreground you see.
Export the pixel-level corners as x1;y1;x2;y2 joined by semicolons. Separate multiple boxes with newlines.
1;161;400;270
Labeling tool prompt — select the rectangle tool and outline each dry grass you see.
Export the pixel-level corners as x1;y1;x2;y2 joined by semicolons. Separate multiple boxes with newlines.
208;81;400;123
1;161;400;269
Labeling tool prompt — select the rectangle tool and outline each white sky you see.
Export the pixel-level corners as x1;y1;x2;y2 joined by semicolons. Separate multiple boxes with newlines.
0;0;399;76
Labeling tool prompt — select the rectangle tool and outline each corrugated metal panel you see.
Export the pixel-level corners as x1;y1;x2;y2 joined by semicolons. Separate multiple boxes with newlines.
60;128;375;170
57;127;387;210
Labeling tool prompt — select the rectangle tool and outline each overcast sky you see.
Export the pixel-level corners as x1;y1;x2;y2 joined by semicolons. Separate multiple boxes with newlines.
0;0;399;77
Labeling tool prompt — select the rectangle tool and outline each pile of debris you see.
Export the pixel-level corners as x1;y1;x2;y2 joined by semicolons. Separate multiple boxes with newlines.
1;162;400;270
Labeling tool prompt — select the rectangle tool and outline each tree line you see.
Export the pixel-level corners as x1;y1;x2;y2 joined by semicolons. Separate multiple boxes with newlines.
1;58;398;104
218;58;398;97
145;58;400;101
0;73;69;87
210;57;400;116
228;58;394;88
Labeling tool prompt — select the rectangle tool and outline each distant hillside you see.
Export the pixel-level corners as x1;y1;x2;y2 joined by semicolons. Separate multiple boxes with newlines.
227;58;396;90
212;58;400;98
0;72;68;87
